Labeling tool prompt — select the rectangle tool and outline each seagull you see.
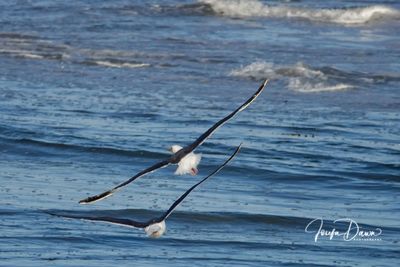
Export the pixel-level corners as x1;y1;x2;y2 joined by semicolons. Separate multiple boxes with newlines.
79;79;268;204
49;144;241;238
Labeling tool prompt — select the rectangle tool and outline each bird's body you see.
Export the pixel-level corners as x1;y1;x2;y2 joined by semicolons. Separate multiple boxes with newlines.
170;145;201;175
144;221;166;238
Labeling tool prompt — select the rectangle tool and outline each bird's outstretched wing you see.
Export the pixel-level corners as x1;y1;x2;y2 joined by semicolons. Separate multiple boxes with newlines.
45;211;149;228
79;160;170;204
182;79;268;154
155;143;242;223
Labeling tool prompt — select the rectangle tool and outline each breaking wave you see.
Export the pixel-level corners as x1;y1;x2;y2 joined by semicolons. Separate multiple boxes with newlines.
83;60;150;69
230;61;353;93
199;0;400;25
0;32;150;69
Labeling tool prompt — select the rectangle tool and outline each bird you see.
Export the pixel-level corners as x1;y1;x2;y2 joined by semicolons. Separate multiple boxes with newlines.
48;144;241;238
79;79;268;204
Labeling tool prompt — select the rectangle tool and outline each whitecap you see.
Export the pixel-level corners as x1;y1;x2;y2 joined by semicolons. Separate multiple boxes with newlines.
0;49;45;59
230;61;353;93
91;60;150;68
17;53;45;59
200;0;400;25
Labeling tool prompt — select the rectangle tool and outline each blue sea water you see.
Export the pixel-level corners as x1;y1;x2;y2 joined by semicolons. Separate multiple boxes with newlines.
1;0;399;266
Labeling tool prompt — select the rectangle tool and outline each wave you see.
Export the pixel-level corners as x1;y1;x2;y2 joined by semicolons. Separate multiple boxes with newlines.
0;49;68;60
1;137;168;159
0;32;151;68
230;61;353;93
42;208;310;227
82;60;150;69
198;0;400;25
0;33;71;62
43;208;395;232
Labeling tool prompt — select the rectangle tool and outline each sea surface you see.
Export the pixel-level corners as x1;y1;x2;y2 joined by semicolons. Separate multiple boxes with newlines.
1;0;399;266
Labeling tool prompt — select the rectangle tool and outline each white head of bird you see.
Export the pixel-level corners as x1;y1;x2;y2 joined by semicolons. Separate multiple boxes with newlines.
169;145;183;154
144;221;166;238
168;145;201;176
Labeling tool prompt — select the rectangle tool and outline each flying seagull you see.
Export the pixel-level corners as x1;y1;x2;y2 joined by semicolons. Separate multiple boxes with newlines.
49;144;241;238
79;79;268;204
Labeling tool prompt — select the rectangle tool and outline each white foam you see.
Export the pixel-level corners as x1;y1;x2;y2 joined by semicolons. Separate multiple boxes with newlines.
92;61;150;68
289;80;352;93
17;53;45;59
0;33;151;67
200;0;400;25
230;61;353;93
0;49;45;59
230;61;277;79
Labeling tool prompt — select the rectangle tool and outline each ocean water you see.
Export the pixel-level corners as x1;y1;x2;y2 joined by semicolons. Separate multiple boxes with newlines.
1;0;399;266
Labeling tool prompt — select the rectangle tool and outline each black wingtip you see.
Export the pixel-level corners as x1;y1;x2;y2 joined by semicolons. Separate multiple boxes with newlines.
232;143;242;157
238;142;243;150
79;190;115;204
259;78;269;92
